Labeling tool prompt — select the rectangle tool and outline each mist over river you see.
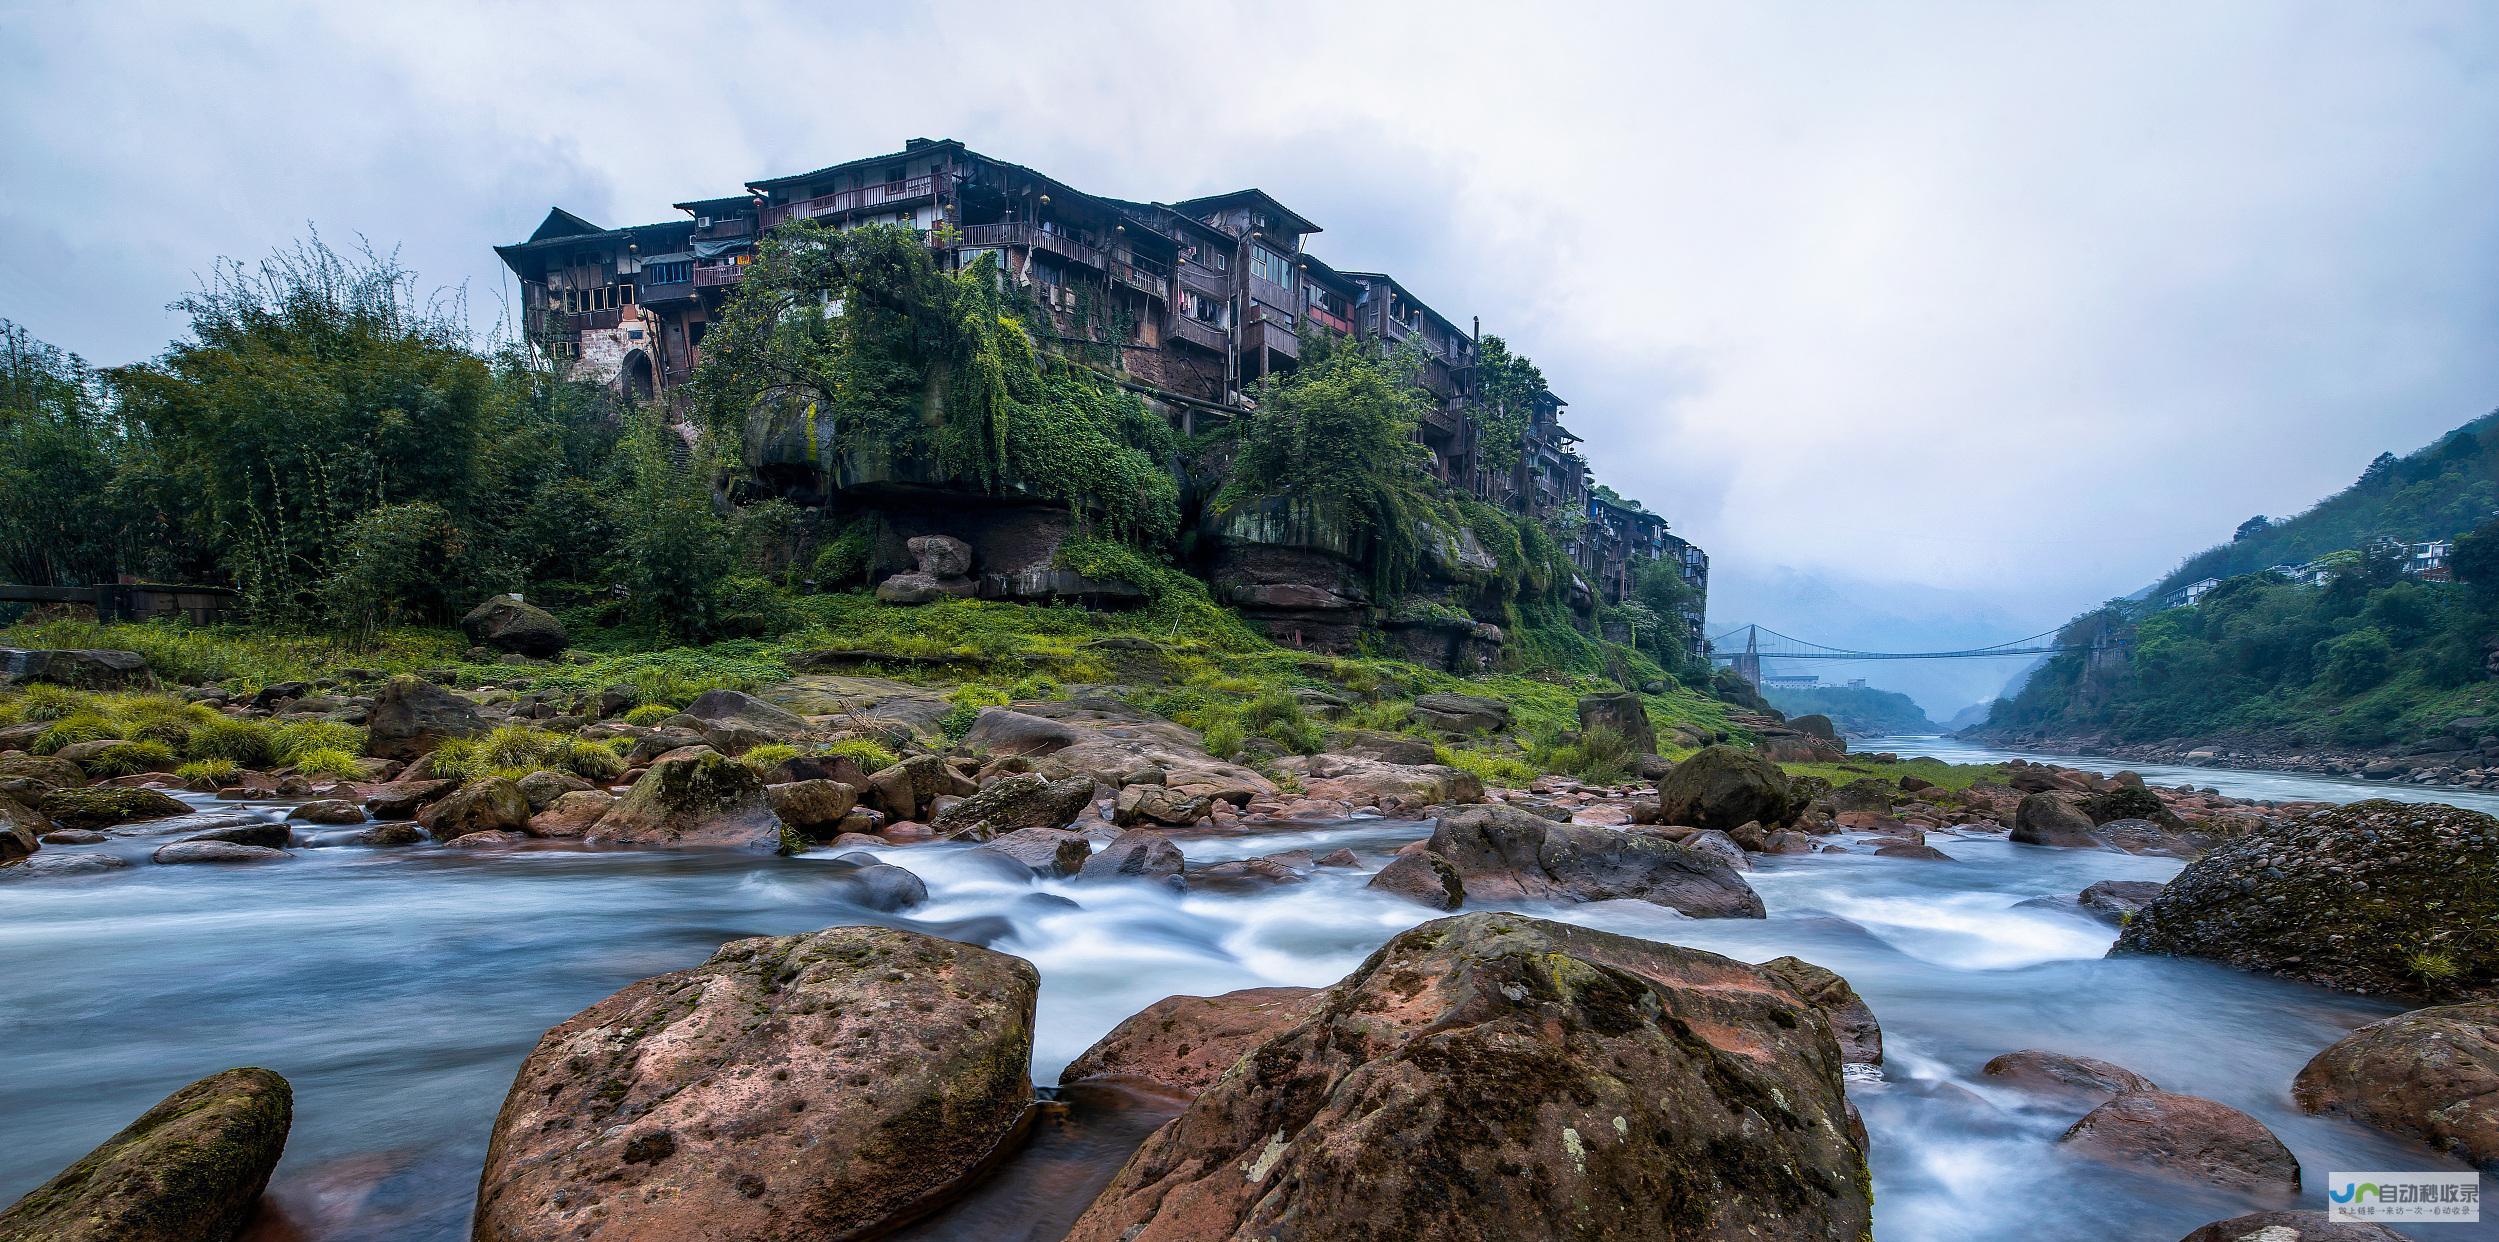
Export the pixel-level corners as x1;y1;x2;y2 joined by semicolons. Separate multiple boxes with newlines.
4;773;2492;1240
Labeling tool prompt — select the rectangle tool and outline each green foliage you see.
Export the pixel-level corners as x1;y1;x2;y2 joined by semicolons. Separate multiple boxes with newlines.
271;719;365;764
289;747;364;780
174;757;240;786
426;724;574;782
1241;689;1326;754
1007;674;1062;701
322;501;475;643
1434;744;1538;788
0;320;139;585
1201;716;1247;760
32;713;118;753
1218;334;1437;594
13;684;86;722
1544;726;1636;785
819;737;898;774
186;716;278;767
1469;335;1546;477
739;742;801;774
618;410;737;641
2320;627;2395;694
621;703;678;726
81;740;179;778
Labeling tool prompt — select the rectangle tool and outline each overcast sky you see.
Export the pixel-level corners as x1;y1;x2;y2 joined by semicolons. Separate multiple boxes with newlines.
6;2;2497;713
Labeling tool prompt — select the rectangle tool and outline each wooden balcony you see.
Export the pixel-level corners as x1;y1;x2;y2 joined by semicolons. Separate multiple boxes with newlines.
1167;314;1227;353
639;277;695;304
760;174;937;230
1242;309;1299;361
1116;262;1170;301
957;221;1109;271
1306;304;1355;337
1177;263;1232;299
1414;356;1455;399
693;263;747;288
695;217;753;241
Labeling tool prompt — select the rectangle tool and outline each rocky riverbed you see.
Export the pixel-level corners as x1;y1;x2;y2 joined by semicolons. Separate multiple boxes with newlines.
5;663;2497;1239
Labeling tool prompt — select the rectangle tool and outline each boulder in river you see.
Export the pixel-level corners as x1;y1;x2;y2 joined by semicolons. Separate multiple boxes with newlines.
2292;1001;2499;1171
589;746;789;852
153;840;287;865
933;773;1095;841
1368;803;1764;917
37;785;188;830
1759;955;1882;1065
2011;792;2099;847
415;777;529;839
1062;912;1870;1242
2113;800;2499;998
972;825;1093;877
526;789;612;838
1078;827;1186;888
1365;849;1463;910
1653;744;1798;832
1059;986;1329;1099
474;926;1037;1242
2174;1210;2409;1241
2058;1090;2300;1194
2078;879;2165;924
0;1066;291;1242
0;791;43;861
1981;1049;2158;1102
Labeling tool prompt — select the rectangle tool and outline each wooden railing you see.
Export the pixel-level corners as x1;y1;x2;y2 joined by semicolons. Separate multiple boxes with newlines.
760;174;937;230
957;221;1110;270
693;264;747;288
1166;314;1227;352
1177;264;1232;298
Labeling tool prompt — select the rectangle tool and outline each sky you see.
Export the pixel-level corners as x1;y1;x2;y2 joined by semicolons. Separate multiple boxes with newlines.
6;2;2498;715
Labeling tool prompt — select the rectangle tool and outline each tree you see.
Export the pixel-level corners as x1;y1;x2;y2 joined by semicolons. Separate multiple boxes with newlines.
618;412;735;642
2453;516;2499;593
2234;515;2271;542
0;321;134;585
1470;335;1547;476
1222;333;1435;589
2359;451;2398;486
2319;627;2395;694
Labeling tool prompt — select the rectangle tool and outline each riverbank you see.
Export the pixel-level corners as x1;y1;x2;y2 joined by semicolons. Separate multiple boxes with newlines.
1962;725;2499;794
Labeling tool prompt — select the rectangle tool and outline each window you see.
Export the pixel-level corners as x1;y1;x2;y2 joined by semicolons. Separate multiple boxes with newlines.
1249;244;1294;292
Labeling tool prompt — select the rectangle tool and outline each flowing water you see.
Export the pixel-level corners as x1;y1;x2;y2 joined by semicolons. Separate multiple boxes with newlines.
2;759;2492;1240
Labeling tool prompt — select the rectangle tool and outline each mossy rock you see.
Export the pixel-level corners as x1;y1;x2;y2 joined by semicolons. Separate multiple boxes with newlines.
0;1066;292;1242
1654;745;1799;831
36;786;190;830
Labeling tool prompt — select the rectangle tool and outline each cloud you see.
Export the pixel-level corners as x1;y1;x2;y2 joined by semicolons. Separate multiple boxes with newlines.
5;1;2496;707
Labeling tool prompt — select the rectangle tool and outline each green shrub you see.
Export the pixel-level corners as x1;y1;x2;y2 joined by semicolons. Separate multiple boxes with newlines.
621;703;677;727
430;724;568;781
32;712;119;754
740;742;801;774
1435;745;1538;789
1242;689;1325;754
186;717;278;767
819;738;898;774
174;757;241;786
555;736;628;782
1007;674;1062;701
1202;717;1247;760
13;684;86;722
272;720;365;764
82;739;179;778
290;747;365;780
1548;726;1636;785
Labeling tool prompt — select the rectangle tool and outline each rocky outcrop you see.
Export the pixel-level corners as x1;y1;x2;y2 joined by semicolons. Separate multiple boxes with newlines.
1759;956;1882;1065
37;786;187;830
590;747;788;852
2078;879;2165;923
971;826;1093;877
1366;850;1464;910
415;777;530;839
458;594;568;658
875;534;979;604
1062;913;1870;1242
1409;692;1511;735
2113;801;2499;998
2175;1211;2408;1241
1981;1049;2157;1102
1270;753;1481;813
474;927;1038;1242
2011;792;2099;847
2293;1002;2499;1170
1654;745;1798;831
1575;690;1657;754
1079;827;1186;888
527;789;613;838
2058;1091;2300;1194
1059;986;1329;1099
682;688;809;755
0;647;148;688
1369;804;1764;917
763;778;858;839
0;1066;291;1242
932;773;1094;840
366;676;485;761
0;792;43;862
959;708;1081;756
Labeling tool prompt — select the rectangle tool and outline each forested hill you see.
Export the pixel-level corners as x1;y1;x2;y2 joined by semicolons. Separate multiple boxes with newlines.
2154;411;2499;597
1763;684;1935;736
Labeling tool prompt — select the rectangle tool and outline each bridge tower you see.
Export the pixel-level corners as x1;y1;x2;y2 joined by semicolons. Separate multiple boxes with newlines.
1732;624;1763;688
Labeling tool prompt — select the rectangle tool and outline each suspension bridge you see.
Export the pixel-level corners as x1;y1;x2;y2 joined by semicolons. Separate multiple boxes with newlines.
1707;623;2114;687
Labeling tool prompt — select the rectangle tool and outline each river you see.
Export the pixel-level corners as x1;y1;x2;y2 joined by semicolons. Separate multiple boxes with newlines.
2;750;2491;1240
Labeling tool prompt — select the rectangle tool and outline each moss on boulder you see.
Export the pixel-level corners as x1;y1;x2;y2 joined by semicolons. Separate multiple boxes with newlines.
0;1066;292;1242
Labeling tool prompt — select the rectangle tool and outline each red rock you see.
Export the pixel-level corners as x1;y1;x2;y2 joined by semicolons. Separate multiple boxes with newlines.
1060;986;1328;1099
2059;1090;2300;1194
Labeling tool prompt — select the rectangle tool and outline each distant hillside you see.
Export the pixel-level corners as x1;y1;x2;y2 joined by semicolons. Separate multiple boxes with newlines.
2154;411;2499;597
1764;684;1935;736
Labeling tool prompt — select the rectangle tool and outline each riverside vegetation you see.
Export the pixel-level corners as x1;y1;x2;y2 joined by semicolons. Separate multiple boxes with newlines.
7;232;2499;1241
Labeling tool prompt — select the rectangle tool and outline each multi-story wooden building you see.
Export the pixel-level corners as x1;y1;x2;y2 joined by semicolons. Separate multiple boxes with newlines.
496;137;1704;642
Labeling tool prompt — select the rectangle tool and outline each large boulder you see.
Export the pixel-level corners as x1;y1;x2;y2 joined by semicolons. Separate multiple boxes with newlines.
1371;803;1763;917
1079;827;1186;888
1654;745;1798;832
0;752;86;795
764;778;859;839
1059;986;1329;1099
1063;913;1870;1242
37;786;188;830
0;792;44;862
971;826;1093;877
960;707;1081;756
153;840;288;865
1365;850;1464;910
1408;692;1511;735
590;747;788;852
1113;783;1218;828
2078;879;2166;923
2175;1211;2409;1241
1271;753;1482;813
0;647;148;689
931;773;1094;841
2011;791;2099;847
1575;690;1657;755
2113;800;2499;998
458;594;568;658
1981;1049;2157;1102
415;777;530;839
2293;1002;2499;1170
2058;1090;2301;1194
0;1066;290;1242
527;789;613;838
1759;955;1882;1065
874;534;979;605
682;688;809;755
864;753;952;823
366;676;485;761
474;927;1038;1242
